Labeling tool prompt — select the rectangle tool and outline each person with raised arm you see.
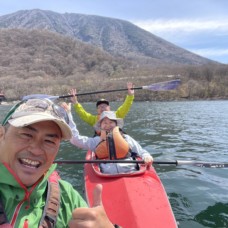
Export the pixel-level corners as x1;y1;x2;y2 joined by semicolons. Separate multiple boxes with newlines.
70;82;134;132
62;103;153;172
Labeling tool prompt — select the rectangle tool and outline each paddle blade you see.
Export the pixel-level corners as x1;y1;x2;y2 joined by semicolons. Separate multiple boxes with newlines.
22;94;59;100
142;79;181;91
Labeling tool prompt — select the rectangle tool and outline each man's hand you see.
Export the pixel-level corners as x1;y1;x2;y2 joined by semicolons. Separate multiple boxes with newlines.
69;184;114;228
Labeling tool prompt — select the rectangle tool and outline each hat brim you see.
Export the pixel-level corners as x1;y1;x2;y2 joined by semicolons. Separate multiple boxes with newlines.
8;113;72;140
94;117;124;130
116;119;124;129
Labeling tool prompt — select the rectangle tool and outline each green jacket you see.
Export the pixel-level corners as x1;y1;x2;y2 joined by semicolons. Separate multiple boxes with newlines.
0;162;87;227
73;95;134;126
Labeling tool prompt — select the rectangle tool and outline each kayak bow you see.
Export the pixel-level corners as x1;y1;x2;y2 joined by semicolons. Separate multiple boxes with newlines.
84;151;178;228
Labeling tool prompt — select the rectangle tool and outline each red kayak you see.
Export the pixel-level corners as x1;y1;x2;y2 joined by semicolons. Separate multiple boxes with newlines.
84;151;178;228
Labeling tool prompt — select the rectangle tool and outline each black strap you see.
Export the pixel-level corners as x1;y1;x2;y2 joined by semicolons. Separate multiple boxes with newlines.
107;133;117;160
39;172;61;228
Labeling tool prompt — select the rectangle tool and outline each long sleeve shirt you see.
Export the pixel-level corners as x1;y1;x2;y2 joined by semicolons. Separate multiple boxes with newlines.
73;95;134;126
68;112;150;160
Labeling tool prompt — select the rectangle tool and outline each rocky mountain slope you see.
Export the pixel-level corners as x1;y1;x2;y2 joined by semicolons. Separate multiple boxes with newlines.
0;9;218;66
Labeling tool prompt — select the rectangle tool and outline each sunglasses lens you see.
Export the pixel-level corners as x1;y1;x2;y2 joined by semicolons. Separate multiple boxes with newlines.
23;99;49;111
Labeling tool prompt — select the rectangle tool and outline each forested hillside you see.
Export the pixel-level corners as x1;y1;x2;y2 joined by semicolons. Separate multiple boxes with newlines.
0;29;227;101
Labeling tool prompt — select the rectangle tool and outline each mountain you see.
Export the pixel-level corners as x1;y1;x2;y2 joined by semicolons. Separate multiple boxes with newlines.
0;9;218;66
0;28;136;100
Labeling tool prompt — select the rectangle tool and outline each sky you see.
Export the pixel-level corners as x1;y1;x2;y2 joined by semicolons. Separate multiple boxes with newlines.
1;0;228;64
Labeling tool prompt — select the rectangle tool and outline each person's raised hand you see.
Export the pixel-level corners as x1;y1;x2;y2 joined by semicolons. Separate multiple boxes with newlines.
127;82;134;96
61;102;71;114
70;88;78;104
69;184;114;228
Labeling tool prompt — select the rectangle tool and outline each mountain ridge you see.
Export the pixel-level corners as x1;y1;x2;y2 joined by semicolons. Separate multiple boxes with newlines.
0;9;218;66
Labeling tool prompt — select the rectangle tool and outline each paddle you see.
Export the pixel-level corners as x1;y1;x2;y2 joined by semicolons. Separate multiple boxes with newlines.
54;160;228;168
22;79;181;100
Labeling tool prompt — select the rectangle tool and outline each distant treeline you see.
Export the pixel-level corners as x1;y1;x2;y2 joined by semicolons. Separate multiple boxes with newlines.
0;29;227;102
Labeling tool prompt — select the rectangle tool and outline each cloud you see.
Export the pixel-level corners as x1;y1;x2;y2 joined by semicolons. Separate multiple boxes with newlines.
131;18;228;63
131;18;228;49
186;47;228;63
191;48;228;57
132;18;228;34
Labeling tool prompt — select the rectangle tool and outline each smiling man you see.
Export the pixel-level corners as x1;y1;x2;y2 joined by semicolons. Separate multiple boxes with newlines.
0;98;114;228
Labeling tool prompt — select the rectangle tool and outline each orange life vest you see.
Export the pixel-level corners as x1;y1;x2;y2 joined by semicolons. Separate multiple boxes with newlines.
95;126;130;159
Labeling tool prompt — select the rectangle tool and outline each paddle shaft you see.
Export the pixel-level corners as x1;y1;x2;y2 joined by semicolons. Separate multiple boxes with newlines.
55;160;145;164
58;79;181;98
58;87;142;98
54;160;228;168
22;79;181;100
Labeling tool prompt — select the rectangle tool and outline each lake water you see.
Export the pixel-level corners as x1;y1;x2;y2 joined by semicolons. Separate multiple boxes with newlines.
1;100;227;228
